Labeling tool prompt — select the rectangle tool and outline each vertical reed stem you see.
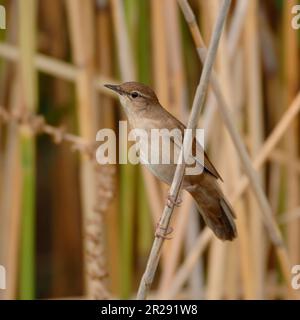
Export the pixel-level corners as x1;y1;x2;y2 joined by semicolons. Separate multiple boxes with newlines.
18;0;38;299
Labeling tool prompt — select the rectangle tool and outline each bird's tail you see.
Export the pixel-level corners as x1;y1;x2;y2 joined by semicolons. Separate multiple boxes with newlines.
189;188;237;241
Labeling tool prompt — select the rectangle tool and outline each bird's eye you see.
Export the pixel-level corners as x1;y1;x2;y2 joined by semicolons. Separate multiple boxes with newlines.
131;91;139;99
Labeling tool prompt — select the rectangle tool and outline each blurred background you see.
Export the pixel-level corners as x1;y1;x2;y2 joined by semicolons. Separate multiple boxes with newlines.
0;0;300;300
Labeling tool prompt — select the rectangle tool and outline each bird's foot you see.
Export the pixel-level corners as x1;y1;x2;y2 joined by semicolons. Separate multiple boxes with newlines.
155;223;174;240
166;193;182;208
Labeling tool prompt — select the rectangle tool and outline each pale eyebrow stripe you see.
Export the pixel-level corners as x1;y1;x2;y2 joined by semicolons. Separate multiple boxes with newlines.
138;92;151;99
128;90;151;99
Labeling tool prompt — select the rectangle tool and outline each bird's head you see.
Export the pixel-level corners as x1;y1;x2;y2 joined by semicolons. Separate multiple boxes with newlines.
104;82;159;112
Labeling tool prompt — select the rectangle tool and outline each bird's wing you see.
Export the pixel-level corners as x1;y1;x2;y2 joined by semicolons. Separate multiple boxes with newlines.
165;110;223;181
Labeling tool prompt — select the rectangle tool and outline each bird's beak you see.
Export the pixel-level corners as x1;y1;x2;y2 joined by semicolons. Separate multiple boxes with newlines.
104;84;123;95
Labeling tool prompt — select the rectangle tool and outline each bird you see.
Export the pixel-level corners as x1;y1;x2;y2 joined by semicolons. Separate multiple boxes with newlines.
104;81;237;241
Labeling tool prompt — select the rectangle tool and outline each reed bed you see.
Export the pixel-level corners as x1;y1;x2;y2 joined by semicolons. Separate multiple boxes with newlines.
0;0;299;300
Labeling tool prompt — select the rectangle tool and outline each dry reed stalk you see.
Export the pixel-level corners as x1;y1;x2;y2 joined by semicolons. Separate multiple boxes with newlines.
198;0;215;43
0;1;20;300
244;0;266;298
229;43;254;301
18;0;38;299
151;0;170;110
177;0;294;294
208;1;254;299
134;0;162;260
156;0;192;296
164;0;186;118
259;7;279;125
225;243;239;299
182;0;255;299
268;162;281;214
259;8;282;214
66;0;111;299
269;150;300;174
149;0;172;249
96;2;114;127
137;0;232;300
0;104;98;153
216;63;239;299
110;0;137;298
279;207;300;225
211;103;236;301
203;0;249;141
219;0;248;300
206;239;227;299
157;193;193;298
235;201;256;299
0;42;116;94
164;228;212;299
185;207;204;299
38;0;83;297
158;0;185;269
226;52;252;299
204;0;236;300
166;206;254;299
0;79;22;300
231;92;300;204
110;0;135;80
137;167;153;265
283;0;300;265
96;0;119;296
227;0;249;56
0;0;18;118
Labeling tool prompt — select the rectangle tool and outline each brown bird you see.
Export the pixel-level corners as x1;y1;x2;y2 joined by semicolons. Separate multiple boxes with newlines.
105;82;237;241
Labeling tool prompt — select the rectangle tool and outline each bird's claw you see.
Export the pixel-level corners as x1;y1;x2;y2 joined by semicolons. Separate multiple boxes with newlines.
166;194;182;208
155;223;174;240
